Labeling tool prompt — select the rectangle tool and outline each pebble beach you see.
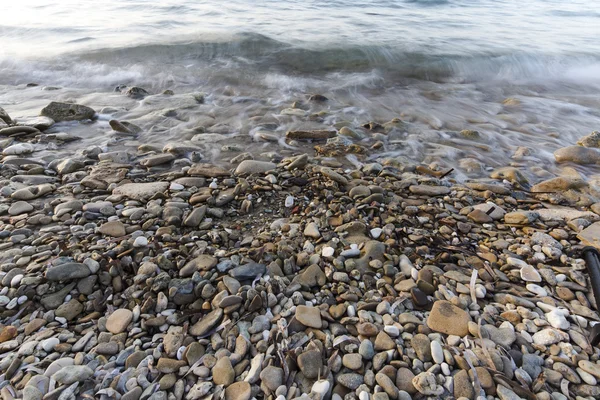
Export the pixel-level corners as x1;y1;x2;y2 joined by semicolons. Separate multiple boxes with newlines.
2;91;600;400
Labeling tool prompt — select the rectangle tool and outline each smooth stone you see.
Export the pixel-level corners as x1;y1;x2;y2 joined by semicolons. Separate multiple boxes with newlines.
51;365;93;384
106;308;133;334
260;366;283;391
189;308;224;336
297;350;322;379
554;146;600;164
8;201;33;215
41;102;96;122
228;262;266;280
409;185;450;196
295;305;322;328
427;300;470;337
212;357;235;386
224;381;251;400
46;263;90;281
99;221;126;237
113;182;169;201
234;160;276;175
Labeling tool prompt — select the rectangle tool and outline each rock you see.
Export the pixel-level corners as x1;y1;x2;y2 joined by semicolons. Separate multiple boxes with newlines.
11;184;54;200
531;176;586;192
504;211;539;225
157;358;186;373
427;300;470;336
578;360;600;379
409;185;450;196
304;222;321;238
0;107;12;124
554;146;600;164
41;102;96;122
342;353;363;370
187;163;230;177
228;262;265;280
496;385;524;400
286;130;336;140
52;365;93;384
519;264;541;282
376;372;399;399
123;86;150;98
55;299;83;320
189;308;224;336
180;254;218;277
412;372;443;395
430;340;443;364
374;331;396;351
110;120;142;134
295;264;326;287
577;221;600;249
453;370;475;400
213;357;235;386
295;305;322;328
577;130;600;147
235;160;276;175
106;308;133;334
297;350;322;379
46;263;91;281
336;373;364;390
99;221;126;237
224;382;251;400
532;328;569;346
0;326;17;343
8;201;33;215
473;202;506;220
113;182;169;201
260;366;283;391
481;324;516;347
396;368;416;394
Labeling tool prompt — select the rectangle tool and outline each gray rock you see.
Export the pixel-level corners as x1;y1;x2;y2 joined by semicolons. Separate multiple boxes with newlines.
554;145;600;164
336;373;364;390
189;308;224;337
8;201;34;216
260;366;283;391
41;102;96;122
229;262;266;280
51;365;93;384
46;263;91;281
113;182;169;201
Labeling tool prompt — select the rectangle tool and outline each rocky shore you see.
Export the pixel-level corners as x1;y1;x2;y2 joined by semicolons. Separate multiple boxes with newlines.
2;100;600;400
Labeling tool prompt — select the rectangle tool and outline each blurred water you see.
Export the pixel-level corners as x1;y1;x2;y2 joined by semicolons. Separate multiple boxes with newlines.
1;0;600;182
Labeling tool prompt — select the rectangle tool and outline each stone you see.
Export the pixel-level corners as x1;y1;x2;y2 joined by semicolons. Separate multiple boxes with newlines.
187;163;230;177
504;211;539;224
577;222;600;249
52;365;94;384
46;263;91;281
412;372;443;395
336;373;364;390
396;368;416;394
295;264;326;287
55;299;83;320
189;308;224;336
235;160;276;175
520;264;541;282
11;184;54;200
213;357;235;386
427;300;470;337
8;201;33;215
532;328;569;346
295;305;322;328
113;182;169;201
531;176;586;192
411;334;432;361
430;340;443;364
98;221;126;237
157;358;186;373
409;185;450;196
554;146;600;164
41;102;96;122
297;350;322;379
376;373;399;399
228;262;265;280
180;255;218;277
106;308;133;334
260;366;283;391
286;130;336;140
304;222;321;238
473;202;506;220
0;326;17;343
453;370;474;400
342;353;363;370
577;130;600;147
481;325;516;347
496;385;523;400
224;382;251;400
578;360;600;379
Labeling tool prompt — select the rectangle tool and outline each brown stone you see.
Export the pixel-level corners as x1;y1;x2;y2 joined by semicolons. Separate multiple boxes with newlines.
427;300;470;337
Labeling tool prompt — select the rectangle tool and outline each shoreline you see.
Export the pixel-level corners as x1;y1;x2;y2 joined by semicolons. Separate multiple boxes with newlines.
2;98;600;399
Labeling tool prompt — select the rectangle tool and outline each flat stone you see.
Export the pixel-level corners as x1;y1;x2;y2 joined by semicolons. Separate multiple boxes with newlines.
8;201;33;215
51;365;93;384
336;373;364;390
453;370;475;400
578;360;600;379
409;185;450;196
41;102;96;122
374;331;396;351
157;358;186;374
260;366;283;391
189;308;224;336
228;262;266;280
46;263;90;281
286;130;336;140
187;163;230;177
504;211;539;225
55;299;83;321
427;300;470;337
520;264;541;282
304;222;321;238
213;357;235;386
234;160;276;175
106;308;133;334
481;325;516;347
180;254;218;277
224;381;251;400
98;221;126;237
411;334;432;361
554;146;600;164
113;182;169;201
342;353;363;370
297;350;322;379
295;305;322;328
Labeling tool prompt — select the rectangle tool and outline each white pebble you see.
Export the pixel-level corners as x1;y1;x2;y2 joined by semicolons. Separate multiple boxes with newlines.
546;309;569;329
41;338;60;352
17;295;28;305
370;228;383;239
7;297;18;309
441;362;451;376
170;183;184;191
262;330;270;342
358;391;369;400
576;368;597;385
555;274;567;282
10;274;23;288
321;247;335;258
0;296;9;306
431;340;444;364
447;335;461;346
346;305;356;318
134;236;148;247
55;317;67;324
209;179;218;189
285;196;294;208
311;380;330;399
384;325;400;337
410;267;418;281
526;283;547;296
499;321;514;331
474;284;486;298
